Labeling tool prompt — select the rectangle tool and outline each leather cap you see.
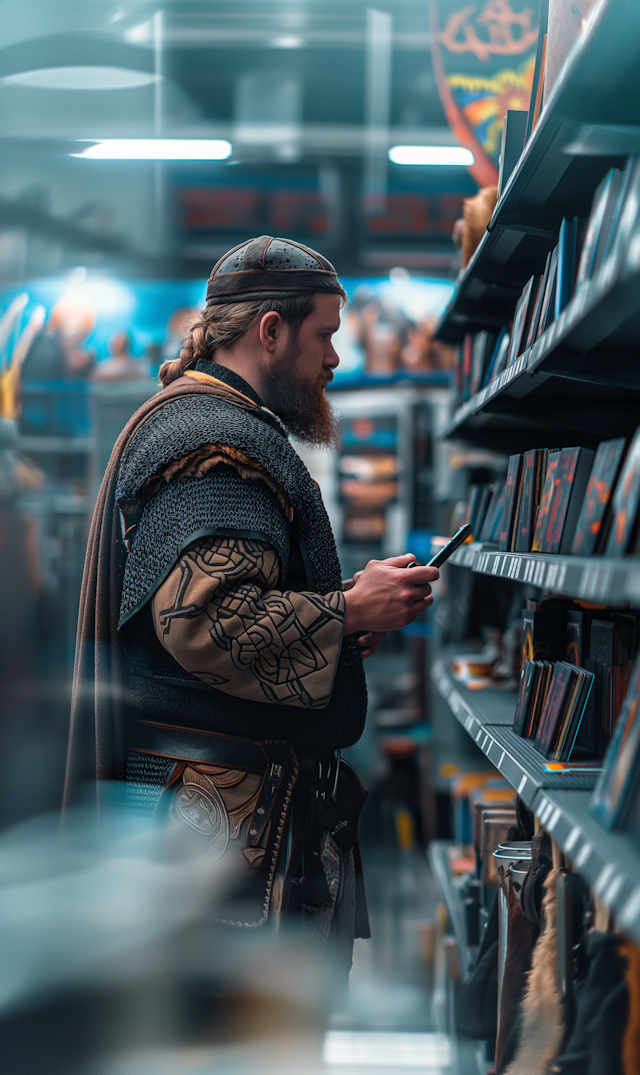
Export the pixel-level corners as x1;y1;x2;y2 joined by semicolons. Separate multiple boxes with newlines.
206;235;342;306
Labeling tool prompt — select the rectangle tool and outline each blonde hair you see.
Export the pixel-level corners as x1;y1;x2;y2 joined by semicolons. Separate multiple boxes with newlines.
159;293;327;387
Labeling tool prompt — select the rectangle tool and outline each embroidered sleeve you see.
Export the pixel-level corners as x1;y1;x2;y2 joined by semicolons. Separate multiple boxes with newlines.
151;535;345;708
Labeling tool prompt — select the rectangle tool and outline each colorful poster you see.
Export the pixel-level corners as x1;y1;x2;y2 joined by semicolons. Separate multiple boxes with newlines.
0;272;455;390
430;0;541;186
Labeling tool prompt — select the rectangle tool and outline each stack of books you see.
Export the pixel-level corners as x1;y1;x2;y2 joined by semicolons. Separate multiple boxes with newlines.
513;657;594;761
517;600;640;758
461;429;640;557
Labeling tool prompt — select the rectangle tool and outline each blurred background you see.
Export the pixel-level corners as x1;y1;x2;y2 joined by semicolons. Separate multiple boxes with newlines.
0;2;543;1072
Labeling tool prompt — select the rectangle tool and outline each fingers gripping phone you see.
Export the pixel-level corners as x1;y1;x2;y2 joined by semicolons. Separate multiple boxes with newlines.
408;523;472;570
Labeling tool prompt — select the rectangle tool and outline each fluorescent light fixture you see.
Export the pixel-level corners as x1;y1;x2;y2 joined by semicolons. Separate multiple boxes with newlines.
271;34;304;48
389;145;474;166
73;139;232;160
0;66;158;90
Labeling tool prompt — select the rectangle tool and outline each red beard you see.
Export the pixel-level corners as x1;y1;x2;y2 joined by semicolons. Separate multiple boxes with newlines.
265;348;339;448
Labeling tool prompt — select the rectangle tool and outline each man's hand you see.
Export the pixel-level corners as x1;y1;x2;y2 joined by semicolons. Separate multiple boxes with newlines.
357;630;386;659
343;554;439;636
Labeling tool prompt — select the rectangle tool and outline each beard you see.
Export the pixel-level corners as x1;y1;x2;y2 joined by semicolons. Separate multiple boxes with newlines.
264;339;340;448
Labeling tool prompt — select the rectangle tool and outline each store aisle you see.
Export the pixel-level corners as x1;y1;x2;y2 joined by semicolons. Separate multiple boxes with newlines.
324;842;454;1075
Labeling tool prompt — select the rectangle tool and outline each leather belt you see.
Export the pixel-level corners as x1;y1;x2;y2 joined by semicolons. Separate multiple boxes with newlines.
130;720;269;773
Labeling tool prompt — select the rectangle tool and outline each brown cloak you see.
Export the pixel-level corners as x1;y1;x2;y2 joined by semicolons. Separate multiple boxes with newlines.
63;378;267;807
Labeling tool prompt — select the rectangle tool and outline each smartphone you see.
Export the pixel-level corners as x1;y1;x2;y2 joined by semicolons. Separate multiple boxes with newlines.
408;523;473;571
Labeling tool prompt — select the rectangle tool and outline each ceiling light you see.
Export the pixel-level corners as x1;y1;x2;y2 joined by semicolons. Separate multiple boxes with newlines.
0;33;156;92
0;67;158;91
72;139;232;160
271;35;304;48
388;145;475;166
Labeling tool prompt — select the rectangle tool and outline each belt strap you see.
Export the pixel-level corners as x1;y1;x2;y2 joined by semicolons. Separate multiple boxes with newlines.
131;720;269;773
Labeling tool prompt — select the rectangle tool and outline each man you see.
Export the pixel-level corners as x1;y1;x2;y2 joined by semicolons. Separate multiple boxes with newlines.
66;236;437;962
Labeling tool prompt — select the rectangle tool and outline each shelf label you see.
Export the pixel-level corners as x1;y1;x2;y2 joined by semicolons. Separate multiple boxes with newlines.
574;842;592;869
604;875;624;907
538;798;552;825
620;889;640;930
594;863;616;897
533;559;546;586
579;565;614;600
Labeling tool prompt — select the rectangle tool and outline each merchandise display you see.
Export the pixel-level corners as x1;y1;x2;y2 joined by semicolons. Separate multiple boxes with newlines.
430;5;640;1074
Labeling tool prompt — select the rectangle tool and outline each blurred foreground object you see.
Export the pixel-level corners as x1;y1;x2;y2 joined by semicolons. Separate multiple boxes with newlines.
0;799;333;1075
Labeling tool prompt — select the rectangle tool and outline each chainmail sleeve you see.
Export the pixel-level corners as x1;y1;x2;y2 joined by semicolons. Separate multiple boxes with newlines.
151;535;346;708
119;465;291;625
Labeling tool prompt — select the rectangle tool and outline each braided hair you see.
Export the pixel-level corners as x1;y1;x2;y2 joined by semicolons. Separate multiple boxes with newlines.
158;294;320;387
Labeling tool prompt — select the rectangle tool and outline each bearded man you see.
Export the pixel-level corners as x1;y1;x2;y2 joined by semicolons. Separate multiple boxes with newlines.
66;236;437;966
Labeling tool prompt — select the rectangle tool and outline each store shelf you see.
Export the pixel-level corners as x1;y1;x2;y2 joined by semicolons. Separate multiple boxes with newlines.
443;257;640;451
428;840;473;975
432;659;640;948
449;542;640;608
533;788;640;946
432;659;599;805
435;0;640;345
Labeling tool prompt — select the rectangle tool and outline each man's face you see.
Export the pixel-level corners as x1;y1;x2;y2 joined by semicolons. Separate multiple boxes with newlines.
265;292;342;447
292;292;341;390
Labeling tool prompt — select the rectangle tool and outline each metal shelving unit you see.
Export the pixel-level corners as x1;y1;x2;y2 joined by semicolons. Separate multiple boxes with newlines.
442;257;640;451
432;659;640;947
435;0;640;346
448;542;640;607
428;3;640;1056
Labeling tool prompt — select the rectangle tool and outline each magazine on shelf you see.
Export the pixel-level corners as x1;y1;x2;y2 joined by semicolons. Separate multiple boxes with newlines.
525;252;551;349
514;448;548;553
555;217;577;319
488;331;512;384
536;245;559;339
591;658;640;831
553;667;595;762
606;428;640;556
533;662;575;756
470;331;498;397
526;0;549;143
571;438;626;556
531;451;561;551
513;660;537;737
507;275;538;365
479;484;505;543
574;169;618;290
556;447;595;553
499;454;523;551
524;660;553;739
532;662;593;760
600;156;640;271
591;169;625;278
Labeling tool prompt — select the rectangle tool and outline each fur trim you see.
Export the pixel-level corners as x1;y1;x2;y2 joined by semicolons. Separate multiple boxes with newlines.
147;442;293;523
502;869;564;1075
622;937;640;1075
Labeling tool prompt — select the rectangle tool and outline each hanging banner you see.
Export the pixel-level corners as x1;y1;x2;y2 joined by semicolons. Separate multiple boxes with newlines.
430;1;541;187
